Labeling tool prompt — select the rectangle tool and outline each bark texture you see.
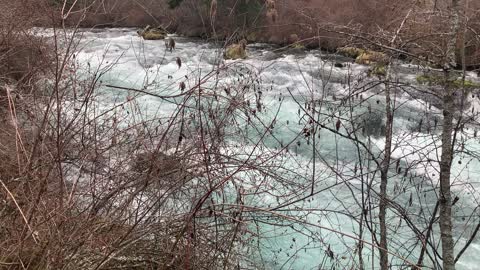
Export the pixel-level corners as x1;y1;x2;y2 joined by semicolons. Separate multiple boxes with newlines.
438;1;461;269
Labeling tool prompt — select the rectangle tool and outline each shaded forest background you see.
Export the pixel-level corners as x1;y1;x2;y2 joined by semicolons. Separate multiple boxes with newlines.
30;0;480;67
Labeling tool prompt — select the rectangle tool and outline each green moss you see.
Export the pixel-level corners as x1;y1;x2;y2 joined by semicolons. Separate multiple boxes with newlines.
369;64;387;77
416;75;434;85
453;79;480;88
290;43;305;49
416;75;480;88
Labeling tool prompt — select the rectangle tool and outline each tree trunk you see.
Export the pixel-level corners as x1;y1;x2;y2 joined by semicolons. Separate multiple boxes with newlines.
379;66;394;270
439;72;456;270
438;0;461;269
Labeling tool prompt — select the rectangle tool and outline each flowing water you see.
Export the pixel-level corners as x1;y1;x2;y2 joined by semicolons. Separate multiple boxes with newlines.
61;28;480;269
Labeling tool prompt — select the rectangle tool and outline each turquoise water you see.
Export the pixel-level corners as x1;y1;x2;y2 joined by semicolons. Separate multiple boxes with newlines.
68;28;480;269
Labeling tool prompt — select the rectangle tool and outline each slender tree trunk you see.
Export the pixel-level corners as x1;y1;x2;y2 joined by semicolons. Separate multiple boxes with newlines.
439;71;456;270
378;12;410;268
358;213;365;270
379;75;393;270
438;0;460;269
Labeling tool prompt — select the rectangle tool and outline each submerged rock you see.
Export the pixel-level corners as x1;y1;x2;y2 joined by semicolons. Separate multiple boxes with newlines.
137;25;167;40
359;110;386;137
262;51;279;61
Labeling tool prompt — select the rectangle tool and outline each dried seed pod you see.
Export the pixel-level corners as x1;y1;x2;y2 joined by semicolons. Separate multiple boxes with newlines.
166;38;176;52
452;196;459;206
336;119;341;131
176;57;182;69
326;245;334;259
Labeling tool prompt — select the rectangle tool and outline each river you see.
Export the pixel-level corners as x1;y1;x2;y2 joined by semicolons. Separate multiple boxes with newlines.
69;28;480;270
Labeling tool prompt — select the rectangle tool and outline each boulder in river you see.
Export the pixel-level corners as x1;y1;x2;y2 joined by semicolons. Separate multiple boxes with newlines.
337;47;366;59
337;46;388;65
137;25;167;40
224;40;248;60
355;51;388;65
368;64;387;77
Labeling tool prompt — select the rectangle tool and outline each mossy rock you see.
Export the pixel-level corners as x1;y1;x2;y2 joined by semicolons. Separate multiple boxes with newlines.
142;31;166;40
416;74;480;88
224;41;247;60
454;79;480;88
138;25;167;40
368;64;387;77
356;51;388;65
337;47;366;59
416;75;439;85
338;47;388;65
